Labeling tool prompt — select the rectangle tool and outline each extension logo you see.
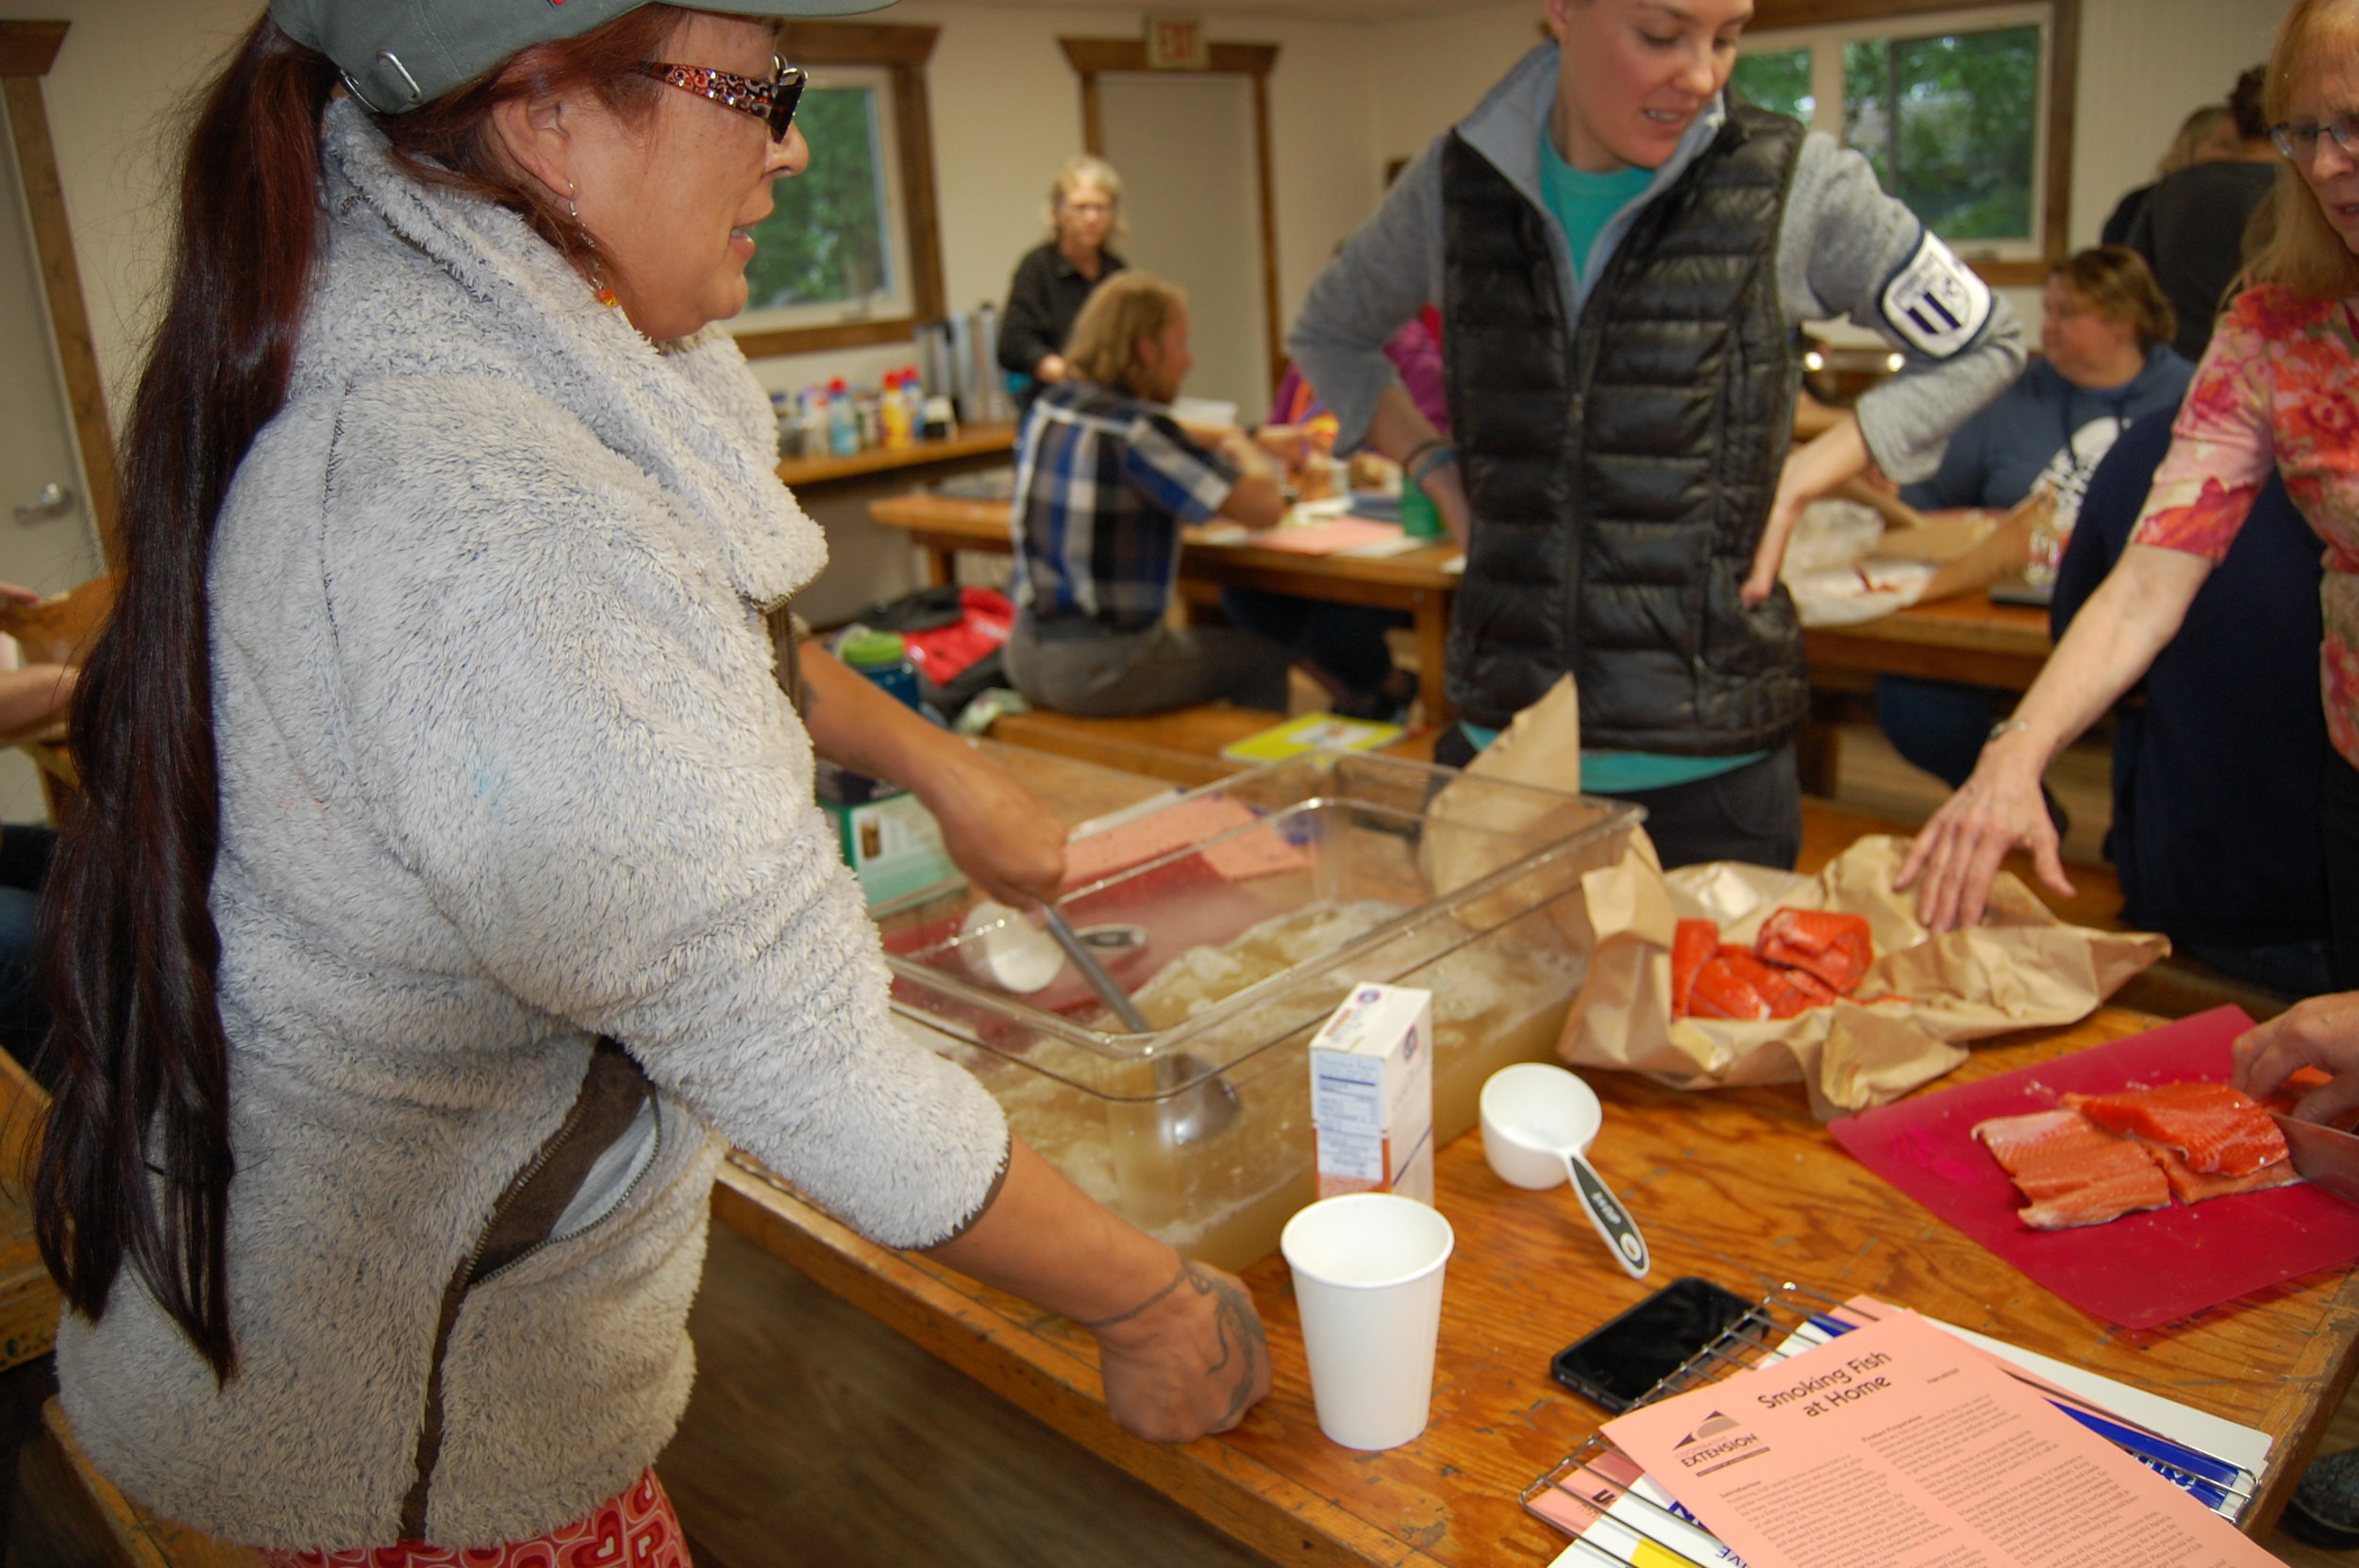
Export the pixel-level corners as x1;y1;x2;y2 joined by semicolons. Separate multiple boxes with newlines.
1671;1410;1767;1476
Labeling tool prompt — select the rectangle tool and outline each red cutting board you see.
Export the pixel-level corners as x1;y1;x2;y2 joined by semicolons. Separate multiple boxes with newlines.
1829;1007;2359;1329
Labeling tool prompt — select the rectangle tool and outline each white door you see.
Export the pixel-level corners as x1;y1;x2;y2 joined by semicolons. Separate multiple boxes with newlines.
1097;73;1270;425
0;91;107;822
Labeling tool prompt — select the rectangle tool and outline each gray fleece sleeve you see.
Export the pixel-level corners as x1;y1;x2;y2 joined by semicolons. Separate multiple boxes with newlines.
1287;139;1446;455
327;383;1009;1251
1776;131;2027;484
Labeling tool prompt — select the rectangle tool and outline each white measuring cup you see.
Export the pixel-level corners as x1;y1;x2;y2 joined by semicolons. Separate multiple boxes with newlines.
1479;1062;1650;1280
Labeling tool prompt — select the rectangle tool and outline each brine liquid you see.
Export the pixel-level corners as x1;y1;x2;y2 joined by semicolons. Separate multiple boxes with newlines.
980;899;1583;1271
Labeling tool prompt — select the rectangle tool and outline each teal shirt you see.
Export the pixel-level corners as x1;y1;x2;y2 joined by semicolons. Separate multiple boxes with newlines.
1537;138;1654;286
1466;137;1765;792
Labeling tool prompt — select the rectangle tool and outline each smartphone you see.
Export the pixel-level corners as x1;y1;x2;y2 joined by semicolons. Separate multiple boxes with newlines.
1550;1276;1760;1414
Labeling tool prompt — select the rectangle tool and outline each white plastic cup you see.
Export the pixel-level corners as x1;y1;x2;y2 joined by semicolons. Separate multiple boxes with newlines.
1280;1193;1455;1450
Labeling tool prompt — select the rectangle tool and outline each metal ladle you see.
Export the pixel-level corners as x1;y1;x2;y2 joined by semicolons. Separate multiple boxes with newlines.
1041;906;1240;1145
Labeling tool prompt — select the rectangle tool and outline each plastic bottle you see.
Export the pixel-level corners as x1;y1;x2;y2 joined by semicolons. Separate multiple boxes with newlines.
770;390;797;458
828;377;860;458
880;370;915;449
787;387;815;459
839;628;922;710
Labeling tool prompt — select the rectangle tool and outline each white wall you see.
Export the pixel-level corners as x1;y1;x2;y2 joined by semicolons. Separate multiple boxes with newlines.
1365;1;1547;175
803;1;1378;400
2068;0;2286;247
0;0;257;427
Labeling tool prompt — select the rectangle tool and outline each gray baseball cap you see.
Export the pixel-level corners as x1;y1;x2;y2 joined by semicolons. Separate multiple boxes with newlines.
272;0;895;113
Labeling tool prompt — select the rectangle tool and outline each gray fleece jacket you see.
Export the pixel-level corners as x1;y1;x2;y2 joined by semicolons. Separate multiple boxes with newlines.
1290;42;2027;485
56;98;1008;1551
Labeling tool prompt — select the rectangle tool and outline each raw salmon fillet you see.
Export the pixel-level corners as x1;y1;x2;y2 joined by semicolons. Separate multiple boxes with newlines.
1974;1109;2171;1226
2147;1145;2300;1203
1754;908;1874;993
1670;919;1718;1019
2063;1081;2287;1176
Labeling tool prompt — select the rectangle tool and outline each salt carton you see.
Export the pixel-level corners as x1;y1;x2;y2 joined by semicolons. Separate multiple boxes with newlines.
1309;983;1434;1204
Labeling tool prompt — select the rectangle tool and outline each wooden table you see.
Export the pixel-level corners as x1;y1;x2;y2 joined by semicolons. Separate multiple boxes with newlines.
713;1007;2359;1565
866;492;1464;726
1804;589;2054;694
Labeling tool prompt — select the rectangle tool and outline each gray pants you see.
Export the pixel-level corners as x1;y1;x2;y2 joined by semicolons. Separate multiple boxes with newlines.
1004;615;1289;717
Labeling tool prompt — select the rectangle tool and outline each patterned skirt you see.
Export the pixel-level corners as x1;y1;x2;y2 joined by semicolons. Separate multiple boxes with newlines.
258;1469;690;1568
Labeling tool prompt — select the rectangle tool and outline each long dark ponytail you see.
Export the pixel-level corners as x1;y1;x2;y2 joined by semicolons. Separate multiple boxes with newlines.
32;7;684;1382
31;18;339;1381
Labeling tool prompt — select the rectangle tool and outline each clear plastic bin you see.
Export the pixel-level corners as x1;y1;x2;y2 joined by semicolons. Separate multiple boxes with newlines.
878;750;1642;1270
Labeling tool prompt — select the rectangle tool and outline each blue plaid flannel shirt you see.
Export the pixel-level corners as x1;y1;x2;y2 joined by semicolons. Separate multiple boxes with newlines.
1009;380;1238;631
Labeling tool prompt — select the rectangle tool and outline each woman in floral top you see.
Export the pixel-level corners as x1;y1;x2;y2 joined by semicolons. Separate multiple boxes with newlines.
1901;0;2359;961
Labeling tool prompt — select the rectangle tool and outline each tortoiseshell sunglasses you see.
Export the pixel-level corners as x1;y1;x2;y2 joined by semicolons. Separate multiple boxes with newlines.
638;56;807;142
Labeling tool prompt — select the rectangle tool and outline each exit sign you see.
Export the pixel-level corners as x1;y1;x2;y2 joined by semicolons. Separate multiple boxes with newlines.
1145;16;1211;69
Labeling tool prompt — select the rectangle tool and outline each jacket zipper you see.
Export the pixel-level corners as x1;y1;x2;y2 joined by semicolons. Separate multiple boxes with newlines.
397;1045;653;1542
473;1103;663;1288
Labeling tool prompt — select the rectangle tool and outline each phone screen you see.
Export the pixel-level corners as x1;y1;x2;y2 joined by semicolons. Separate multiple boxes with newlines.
1550;1276;1759;1414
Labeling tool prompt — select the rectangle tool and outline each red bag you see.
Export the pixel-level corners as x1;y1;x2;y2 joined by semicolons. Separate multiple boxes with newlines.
898;588;1013;685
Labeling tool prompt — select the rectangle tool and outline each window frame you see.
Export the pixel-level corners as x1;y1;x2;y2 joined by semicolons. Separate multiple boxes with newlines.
1745;0;2080;287
731;22;945;360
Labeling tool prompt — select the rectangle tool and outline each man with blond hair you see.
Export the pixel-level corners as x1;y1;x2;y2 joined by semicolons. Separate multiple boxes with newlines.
1002;273;1292;717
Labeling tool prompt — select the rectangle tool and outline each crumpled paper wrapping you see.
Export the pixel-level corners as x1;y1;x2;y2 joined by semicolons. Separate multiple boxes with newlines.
1419;677;1610;942
1560;836;2169;1119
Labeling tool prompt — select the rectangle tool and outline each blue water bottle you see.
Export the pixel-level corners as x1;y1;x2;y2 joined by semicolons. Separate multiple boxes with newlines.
840;629;922;710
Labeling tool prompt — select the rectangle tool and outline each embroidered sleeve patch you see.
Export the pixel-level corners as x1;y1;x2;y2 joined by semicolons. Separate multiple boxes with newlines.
1877;232;1992;359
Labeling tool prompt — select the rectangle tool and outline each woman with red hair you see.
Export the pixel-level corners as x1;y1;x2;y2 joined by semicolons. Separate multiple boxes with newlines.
32;5;1267;1561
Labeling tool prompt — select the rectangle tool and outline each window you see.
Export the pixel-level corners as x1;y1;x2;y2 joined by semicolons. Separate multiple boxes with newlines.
737;68;912;331
730;23;945;360
1735;3;2069;280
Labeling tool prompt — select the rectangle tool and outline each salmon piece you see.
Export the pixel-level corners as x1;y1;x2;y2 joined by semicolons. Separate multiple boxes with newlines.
1756;962;1838;1019
1689;948;1777;1021
1974;1109;2173;1228
1670;919;1719;1019
2019;1161;2174;1229
1755;908;1875;993
2148;1146;2300;1203
2064;1081;2287;1176
1975;1109;2163;1203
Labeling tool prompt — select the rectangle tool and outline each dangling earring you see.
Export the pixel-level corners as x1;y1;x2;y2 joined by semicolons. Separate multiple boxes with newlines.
567;176;621;309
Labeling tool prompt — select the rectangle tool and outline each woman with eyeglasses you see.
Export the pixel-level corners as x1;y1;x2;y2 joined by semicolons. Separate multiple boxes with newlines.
998;156;1130;415
1900;0;2359;1231
32;4;1267;1562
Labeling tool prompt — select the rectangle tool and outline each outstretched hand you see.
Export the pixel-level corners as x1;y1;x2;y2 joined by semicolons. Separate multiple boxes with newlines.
1894;736;2074;930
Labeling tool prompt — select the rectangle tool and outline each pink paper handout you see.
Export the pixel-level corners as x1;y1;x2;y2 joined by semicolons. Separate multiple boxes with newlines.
1604;1311;2278;1568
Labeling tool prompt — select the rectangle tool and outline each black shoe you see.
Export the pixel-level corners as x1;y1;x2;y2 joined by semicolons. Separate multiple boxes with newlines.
2284;1446;2359;1549
1330;670;1417;725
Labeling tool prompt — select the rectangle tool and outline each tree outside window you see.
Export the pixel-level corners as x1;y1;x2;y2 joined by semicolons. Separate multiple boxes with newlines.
745;84;895;312
1733;8;2049;264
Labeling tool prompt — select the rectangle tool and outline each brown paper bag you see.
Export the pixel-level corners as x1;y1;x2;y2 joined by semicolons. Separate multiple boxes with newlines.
1558;835;2167;1120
